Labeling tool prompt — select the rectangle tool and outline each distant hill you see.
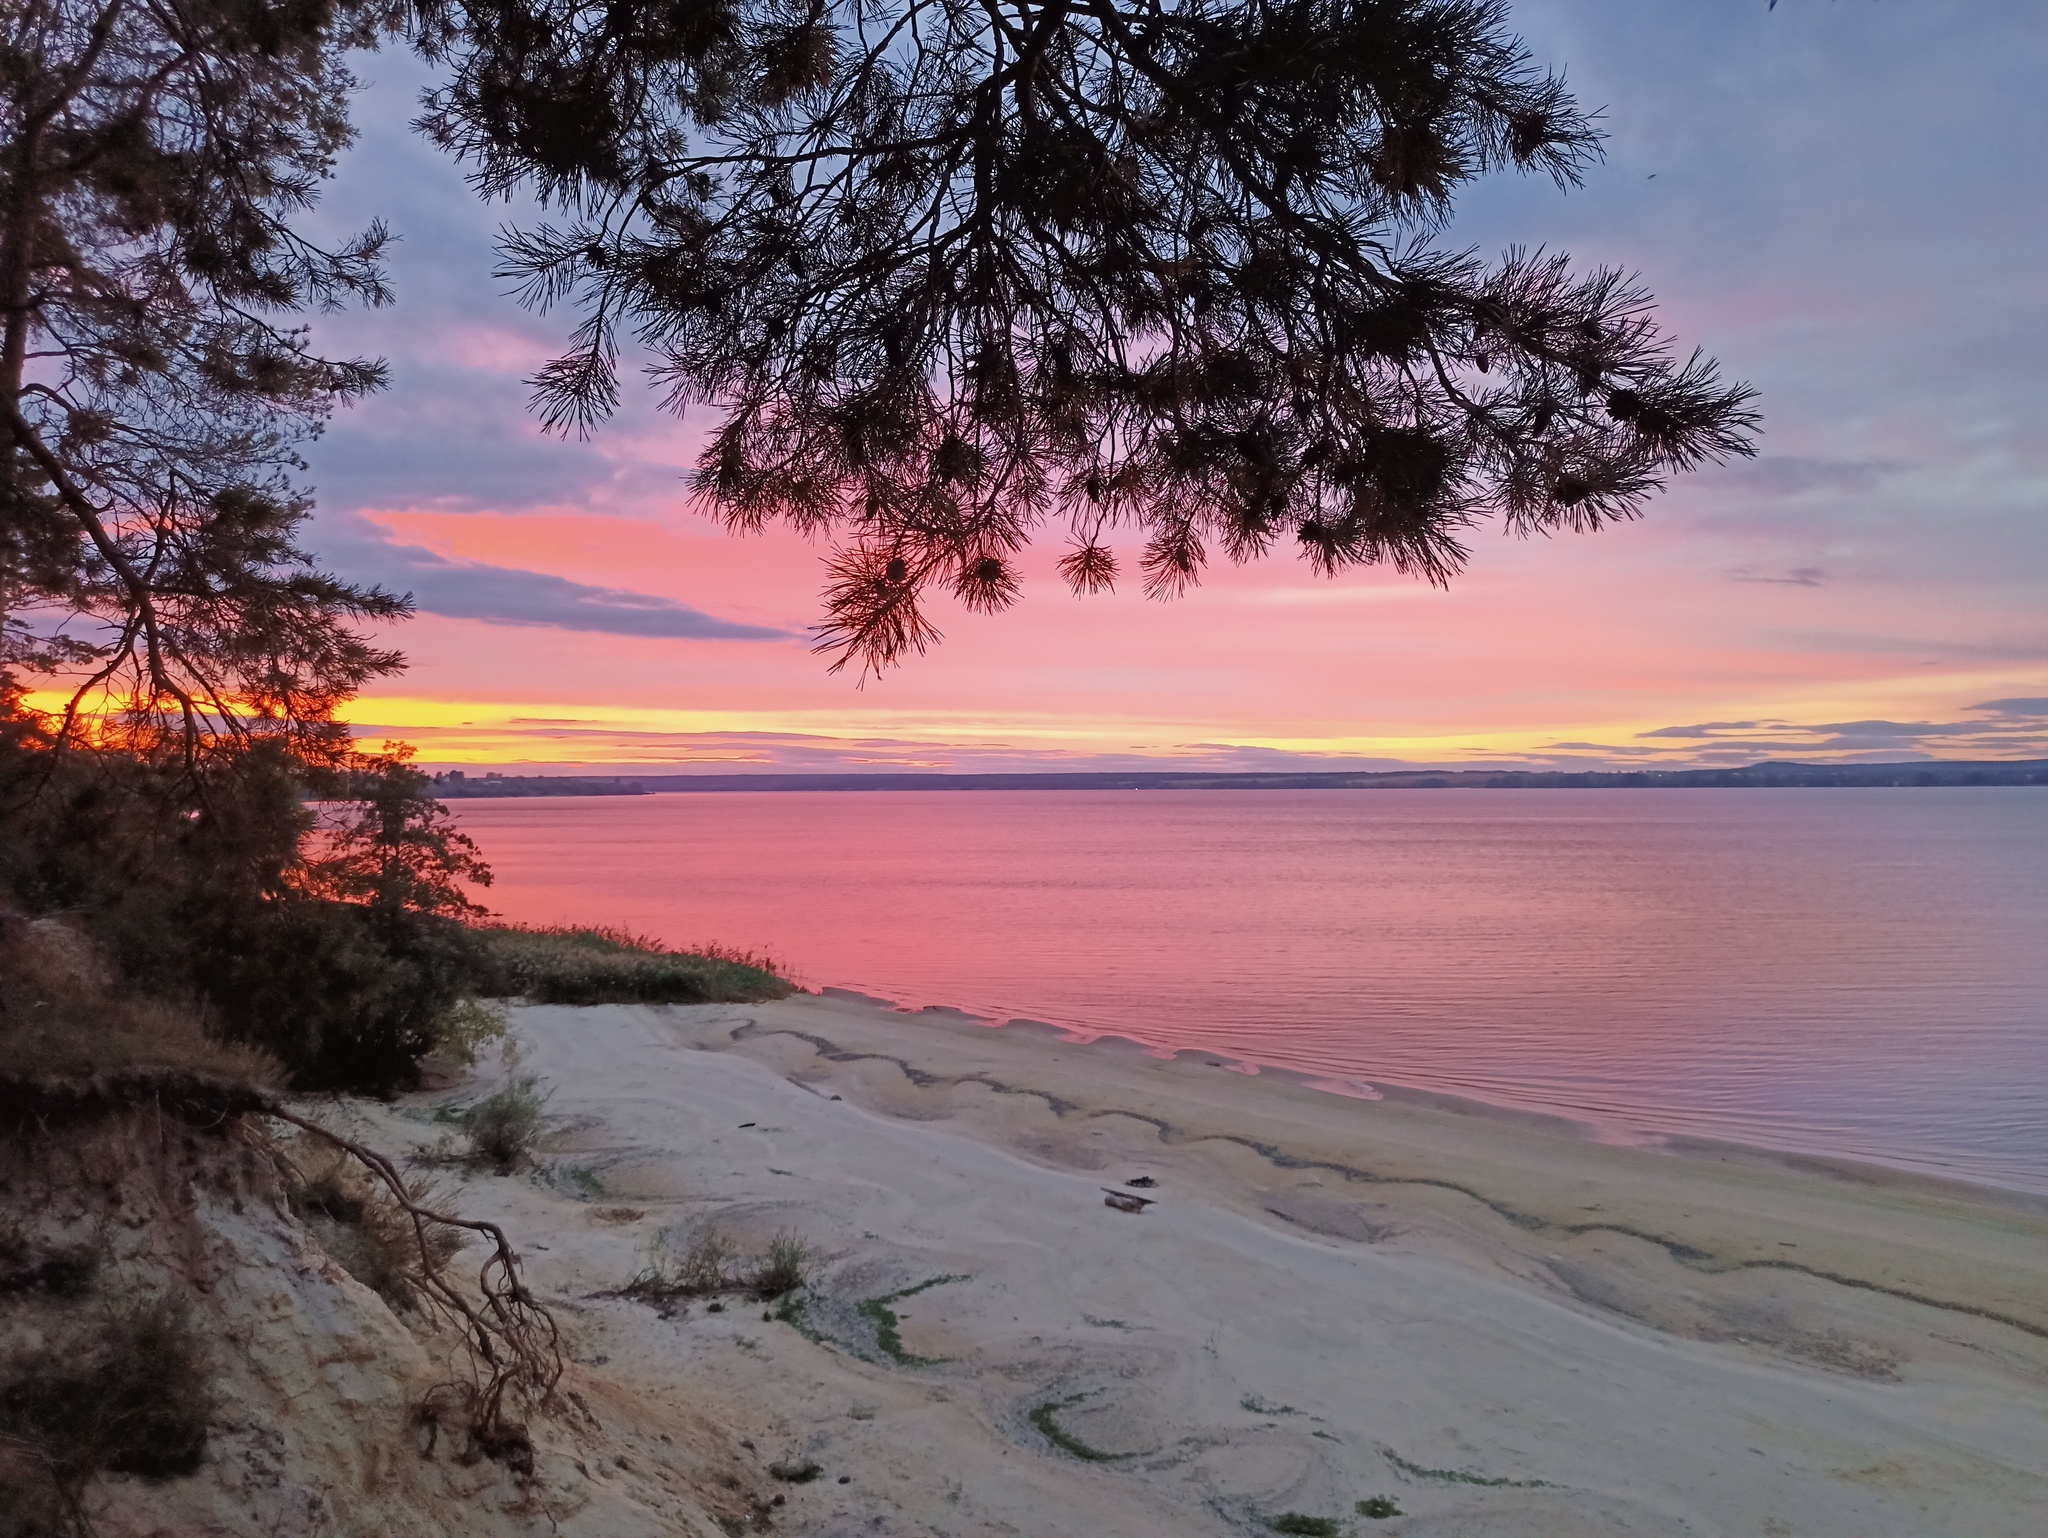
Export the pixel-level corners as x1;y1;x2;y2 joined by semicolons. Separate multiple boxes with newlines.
611;759;2048;793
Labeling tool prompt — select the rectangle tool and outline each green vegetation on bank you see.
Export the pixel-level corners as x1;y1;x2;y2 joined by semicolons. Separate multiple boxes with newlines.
857;1276;967;1367
1026;1394;1128;1462
456;1079;553;1174
469;925;791;1007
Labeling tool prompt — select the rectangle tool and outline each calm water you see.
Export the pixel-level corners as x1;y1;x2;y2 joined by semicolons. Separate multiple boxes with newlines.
453;789;2048;1194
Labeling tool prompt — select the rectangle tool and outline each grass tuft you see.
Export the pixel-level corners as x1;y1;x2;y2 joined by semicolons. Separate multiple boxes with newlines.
285;1146;467;1313
467;924;792;1006
748;1232;811;1299
621;1227;813;1308
1267;1517;1341;1537
458;1077;551;1173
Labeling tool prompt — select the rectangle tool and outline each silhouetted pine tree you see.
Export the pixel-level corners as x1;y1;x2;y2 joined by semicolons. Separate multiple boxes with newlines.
414;0;1760;671
0;0;407;761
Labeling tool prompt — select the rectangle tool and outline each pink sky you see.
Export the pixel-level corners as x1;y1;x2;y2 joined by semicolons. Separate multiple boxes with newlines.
273;3;2046;773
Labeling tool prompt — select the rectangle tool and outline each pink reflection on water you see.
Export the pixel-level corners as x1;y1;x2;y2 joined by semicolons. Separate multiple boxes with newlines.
453;788;2048;1193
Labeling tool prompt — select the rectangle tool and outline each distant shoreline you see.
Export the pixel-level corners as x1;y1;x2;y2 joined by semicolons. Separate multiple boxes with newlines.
430;757;2048;797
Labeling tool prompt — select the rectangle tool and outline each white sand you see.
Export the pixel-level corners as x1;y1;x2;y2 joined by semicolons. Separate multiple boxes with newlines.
350;993;2048;1538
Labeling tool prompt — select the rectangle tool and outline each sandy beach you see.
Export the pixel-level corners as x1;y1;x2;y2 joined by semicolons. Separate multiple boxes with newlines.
342;990;2048;1538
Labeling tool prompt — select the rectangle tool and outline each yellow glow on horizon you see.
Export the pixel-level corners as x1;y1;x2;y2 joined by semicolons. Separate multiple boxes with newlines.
23;661;2034;768
353;687;2023;763
335;692;1561;760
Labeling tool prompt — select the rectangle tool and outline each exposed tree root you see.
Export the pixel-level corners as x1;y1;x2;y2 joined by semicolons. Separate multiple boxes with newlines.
3;1071;565;1483
261;1106;563;1470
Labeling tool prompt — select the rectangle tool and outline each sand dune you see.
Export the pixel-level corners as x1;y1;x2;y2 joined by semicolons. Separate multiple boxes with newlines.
352;992;2048;1537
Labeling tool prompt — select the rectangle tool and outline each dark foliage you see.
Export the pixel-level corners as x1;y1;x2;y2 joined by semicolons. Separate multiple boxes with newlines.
0;896;277;1088
312;746;494;918
414;0;1760;671
1;0;411;757
201;897;486;1093
1266;1517;1341;1537
0;1298;213;1531
0;711;490;1094
0;1230;100;1300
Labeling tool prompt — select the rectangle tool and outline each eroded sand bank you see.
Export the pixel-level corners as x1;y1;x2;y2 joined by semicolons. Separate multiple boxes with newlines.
349;993;2048;1538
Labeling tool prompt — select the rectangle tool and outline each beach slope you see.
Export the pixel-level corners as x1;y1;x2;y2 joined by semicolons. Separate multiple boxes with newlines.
358;993;2048;1538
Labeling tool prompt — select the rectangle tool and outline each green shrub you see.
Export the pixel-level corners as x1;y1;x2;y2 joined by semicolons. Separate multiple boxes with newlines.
433;998;510;1067
459;1078;552;1173
200;901;488;1094
1357;1497;1403;1520
468;925;791;1006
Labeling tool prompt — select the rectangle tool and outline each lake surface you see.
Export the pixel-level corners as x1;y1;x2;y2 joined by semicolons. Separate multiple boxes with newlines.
452;789;2048;1194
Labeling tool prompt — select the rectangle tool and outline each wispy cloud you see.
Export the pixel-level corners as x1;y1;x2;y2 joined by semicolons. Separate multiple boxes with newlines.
1632;702;2048;760
1636;720;1770;739
368;709;2048;777
1732;566;1827;586
1701;457;1903;499
321;513;791;642
1972;697;2048;717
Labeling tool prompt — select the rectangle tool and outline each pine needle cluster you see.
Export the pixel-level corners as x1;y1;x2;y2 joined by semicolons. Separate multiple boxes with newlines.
416;0;1760;672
